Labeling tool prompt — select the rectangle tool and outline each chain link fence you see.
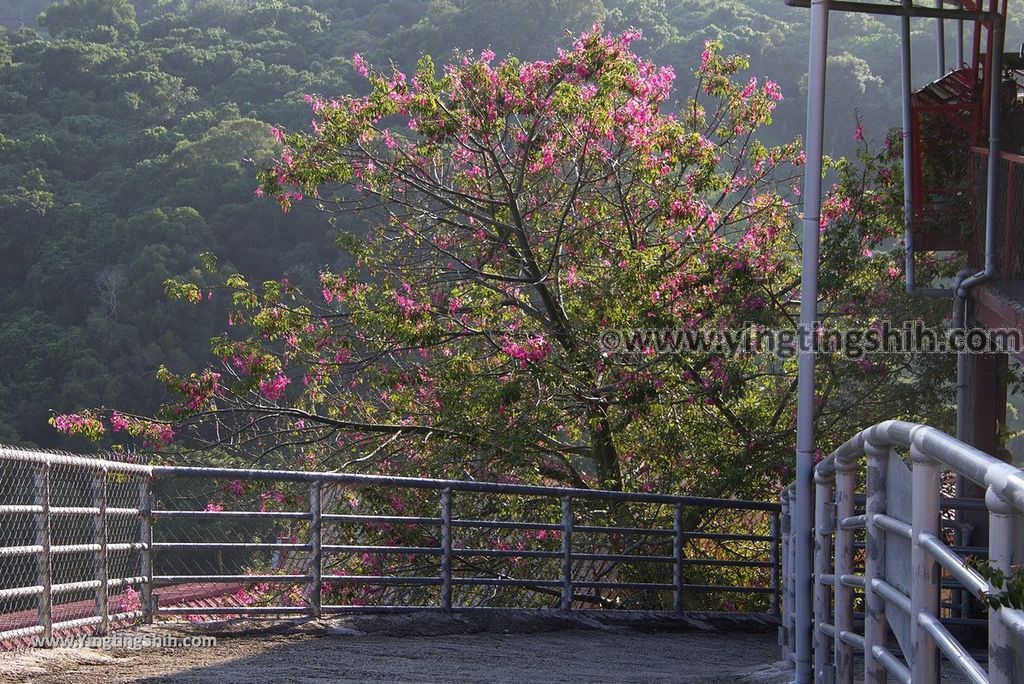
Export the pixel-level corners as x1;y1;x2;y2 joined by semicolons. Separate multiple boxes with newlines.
1;446;781;646
0;447;151;646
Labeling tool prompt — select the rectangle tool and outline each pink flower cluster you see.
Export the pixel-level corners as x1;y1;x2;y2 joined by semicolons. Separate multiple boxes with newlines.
110;411;129;432
150;423;175;446
501;335;553;367
115;586;140;613
179;371;221;410
259;373;290;401
50;413;105;439
393;282;426;318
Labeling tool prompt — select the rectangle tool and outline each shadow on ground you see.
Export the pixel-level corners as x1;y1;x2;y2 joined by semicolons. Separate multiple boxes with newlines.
0;611;792;683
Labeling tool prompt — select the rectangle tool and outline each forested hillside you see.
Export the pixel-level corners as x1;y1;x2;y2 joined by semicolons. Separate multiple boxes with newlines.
0;0;1018;447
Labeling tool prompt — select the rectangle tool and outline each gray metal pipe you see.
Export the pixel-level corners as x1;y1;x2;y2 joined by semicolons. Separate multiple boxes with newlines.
956;19;1003;301
953;17;1004;446
902;1;917;293
957;10;964;67
794;0;830;679
936;0;946;77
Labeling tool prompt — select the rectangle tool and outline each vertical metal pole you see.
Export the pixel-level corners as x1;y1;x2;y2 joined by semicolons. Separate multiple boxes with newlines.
813;476;834;682
909;444;940;683
93;469;109;636
673;504;684;615
833;464;855;684
902;0;917;293
936;0;946;77
560;496;573;611
956;15;964;67
787;487;798;664
982;17;1004;279
985;487;1019;684
795;0;829;679
779;493;792;659
34;463;52;639
770;509;781;618
139;476;154;624
309;480;322;618
440;488;452;612
862;440;890;682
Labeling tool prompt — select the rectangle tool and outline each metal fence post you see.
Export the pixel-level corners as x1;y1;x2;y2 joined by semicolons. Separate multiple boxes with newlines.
909;444;940;683
779;492;791;660
673;504;684;615
309;479;322;618
833;462;856;684
139;476;154;624
93;469;109;635
862;440;890;682
770;509;781;618
985;486;1019;684
560;496;573;611
34;463;52;640
440;488;452;612
813;473;834;682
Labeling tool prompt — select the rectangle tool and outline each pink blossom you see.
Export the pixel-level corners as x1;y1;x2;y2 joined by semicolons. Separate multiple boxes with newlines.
110;411;129;432
50;413;105;439
115;586;140;613
353;53;369;78
763;80;783;102
259;373;290;401
501;335;552;366
740;77;757;100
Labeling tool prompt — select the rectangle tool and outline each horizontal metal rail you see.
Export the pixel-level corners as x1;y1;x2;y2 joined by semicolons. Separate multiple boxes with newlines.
153;575;311;585
0;542;147;557
0;576;147;601
152;542;309;551
328;513;439;525
872;645;912;684
0;505;140;517
155;510;310;520
148;463;780;510
917;612;988;684
0;446;150;475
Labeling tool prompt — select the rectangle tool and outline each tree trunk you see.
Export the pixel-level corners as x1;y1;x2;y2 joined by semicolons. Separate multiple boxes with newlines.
589;404;622;491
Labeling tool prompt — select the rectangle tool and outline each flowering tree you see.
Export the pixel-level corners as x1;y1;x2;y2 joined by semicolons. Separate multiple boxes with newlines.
60;29;951;502
50;28;959;611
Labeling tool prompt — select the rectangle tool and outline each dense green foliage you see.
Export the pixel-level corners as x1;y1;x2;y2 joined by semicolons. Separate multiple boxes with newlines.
4;0;1017;448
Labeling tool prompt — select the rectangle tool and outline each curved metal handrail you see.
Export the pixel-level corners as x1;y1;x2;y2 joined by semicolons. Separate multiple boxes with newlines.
780;420;1024;683
814;419;1024;511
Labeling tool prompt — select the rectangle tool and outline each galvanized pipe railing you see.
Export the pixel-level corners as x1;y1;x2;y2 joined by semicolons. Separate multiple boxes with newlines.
780;420;1024;683
145;465;779;616
0;445;782;644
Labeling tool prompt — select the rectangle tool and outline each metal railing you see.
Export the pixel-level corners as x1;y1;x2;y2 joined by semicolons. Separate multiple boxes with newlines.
0;445;781;645
780;420;1024;683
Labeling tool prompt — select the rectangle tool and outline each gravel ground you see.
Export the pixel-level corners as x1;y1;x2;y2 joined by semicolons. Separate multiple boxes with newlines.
0;612;792;684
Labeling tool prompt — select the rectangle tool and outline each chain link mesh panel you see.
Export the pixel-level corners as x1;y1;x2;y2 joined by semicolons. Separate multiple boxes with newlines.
0;447;150;647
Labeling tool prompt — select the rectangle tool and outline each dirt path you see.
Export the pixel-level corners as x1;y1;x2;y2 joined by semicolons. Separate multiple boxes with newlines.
0;612;791;684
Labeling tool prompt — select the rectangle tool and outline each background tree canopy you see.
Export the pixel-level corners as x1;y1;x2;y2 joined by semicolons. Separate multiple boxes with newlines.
2;0;1016;449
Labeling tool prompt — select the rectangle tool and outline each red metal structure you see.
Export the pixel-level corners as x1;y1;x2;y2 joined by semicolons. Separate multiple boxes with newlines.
908;0;1015;255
